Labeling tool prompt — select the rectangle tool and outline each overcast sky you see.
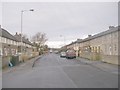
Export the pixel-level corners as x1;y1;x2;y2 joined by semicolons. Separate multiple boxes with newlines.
1;2;118;48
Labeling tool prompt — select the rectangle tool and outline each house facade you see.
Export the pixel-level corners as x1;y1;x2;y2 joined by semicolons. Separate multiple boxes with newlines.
65;26;119;65
14;33;38;61
0;28;37;57
1;29;18;57
14;33;33;54
0;27;38;67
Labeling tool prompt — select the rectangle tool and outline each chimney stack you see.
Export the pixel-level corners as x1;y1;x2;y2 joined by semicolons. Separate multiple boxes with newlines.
109;26;114;29
88;35;92;38
16;32;18;35
77;39;82;42
19;33;21;36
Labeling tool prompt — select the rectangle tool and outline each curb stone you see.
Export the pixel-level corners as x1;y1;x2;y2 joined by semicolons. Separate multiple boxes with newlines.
32;55;42;68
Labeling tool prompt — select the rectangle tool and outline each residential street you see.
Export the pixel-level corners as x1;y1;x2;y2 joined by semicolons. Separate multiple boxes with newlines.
3;53;118;88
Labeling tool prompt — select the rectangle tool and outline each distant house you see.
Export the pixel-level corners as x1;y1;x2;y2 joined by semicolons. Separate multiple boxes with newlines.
14;33;35;54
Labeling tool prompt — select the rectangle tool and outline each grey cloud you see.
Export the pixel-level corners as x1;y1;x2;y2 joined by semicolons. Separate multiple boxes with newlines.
2;2;118;48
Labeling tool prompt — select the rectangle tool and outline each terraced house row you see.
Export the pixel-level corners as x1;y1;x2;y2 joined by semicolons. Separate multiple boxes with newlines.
64;26;120;65
0;26;39;68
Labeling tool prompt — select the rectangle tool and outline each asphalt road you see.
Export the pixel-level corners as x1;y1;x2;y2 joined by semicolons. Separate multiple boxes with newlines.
3;53;118;88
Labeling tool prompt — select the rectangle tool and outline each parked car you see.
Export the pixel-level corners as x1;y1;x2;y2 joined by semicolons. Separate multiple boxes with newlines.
50;50;53;53
60;51;66;57
54;50;58;54
66;49;76;59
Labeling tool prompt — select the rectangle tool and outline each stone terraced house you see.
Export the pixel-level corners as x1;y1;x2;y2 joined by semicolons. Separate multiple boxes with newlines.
0;27;38;67
65;26;119;65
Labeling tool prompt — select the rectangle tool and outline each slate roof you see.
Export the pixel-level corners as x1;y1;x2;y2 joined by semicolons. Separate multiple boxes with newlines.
66;26;119;46
1;28;17;41
14;34;33;46
66;39;82;46
1;28;33;46
78;26;119;43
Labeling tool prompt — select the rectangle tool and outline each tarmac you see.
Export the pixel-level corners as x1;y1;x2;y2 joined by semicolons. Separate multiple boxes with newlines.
2;53;119;88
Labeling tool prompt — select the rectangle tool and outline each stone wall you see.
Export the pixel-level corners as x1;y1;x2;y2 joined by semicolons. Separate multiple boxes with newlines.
101;55;119;65
2;52;39;68
80;52;102;61
2;56;10;68
19;52;39;62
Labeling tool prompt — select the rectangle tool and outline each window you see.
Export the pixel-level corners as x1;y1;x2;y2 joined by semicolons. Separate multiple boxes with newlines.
109;45;112;55
114;32;118;39
91;46;94;52
14;41;16;45
14;41;15;45
2;37;5;43
6;39;8;44
0;36;1;42
0;49;2;56
4;48;7;56
105;45;107;53
5;38;7;43
12;40;14;44
8;39;10;44
10;40;12;44
19;42;21;46
114;44;117;51
97;46;100;53
95;47;97;53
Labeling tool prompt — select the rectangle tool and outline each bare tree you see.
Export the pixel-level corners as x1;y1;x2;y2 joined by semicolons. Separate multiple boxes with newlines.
22;34;28;39
32;32;48;52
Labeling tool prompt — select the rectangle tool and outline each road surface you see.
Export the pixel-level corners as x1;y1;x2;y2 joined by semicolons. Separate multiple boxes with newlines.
3;53;118;88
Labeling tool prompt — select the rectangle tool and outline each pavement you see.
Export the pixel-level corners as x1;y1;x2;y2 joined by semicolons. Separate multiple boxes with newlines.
76;57;119;75
2;53;119;88
3;55;42;74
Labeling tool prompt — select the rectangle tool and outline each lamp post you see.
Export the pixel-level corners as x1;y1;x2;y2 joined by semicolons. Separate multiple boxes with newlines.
60;35;67;51
20;9;34;57
60;35;66;46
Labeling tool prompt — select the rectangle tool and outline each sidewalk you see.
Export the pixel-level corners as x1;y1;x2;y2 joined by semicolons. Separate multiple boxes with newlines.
3;55;42;73
76;57;119;75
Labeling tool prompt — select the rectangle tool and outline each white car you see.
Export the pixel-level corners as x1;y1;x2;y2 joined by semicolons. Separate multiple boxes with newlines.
50;50;53;53
60;52;66;57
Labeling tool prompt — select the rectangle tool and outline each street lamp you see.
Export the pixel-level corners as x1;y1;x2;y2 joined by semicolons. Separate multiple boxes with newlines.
20;9;34;56
60;35;66;46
